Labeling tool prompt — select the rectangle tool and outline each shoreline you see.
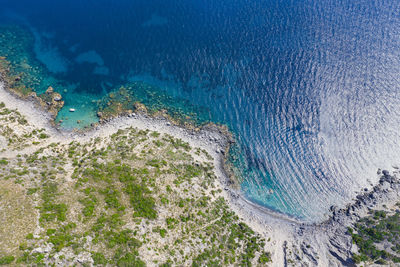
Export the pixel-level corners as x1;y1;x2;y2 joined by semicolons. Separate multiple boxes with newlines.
4;77;400;265
0;76;301;264
0;58;335;227
0;79;298;211
0;77;301;223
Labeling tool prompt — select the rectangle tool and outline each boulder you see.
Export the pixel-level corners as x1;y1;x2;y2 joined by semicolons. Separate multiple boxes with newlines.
53;93;62;101
46;86;54;94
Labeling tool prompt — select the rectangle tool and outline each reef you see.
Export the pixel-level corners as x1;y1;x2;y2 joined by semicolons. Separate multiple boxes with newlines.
95;83;212;129
0;26;66;122
0;59;64;121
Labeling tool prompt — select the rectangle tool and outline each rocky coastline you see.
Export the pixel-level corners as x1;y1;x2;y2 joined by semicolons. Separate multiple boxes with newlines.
0;58;64;124
88;86;400;266
2;70;400;265
0;83;272;265
283;170;400;266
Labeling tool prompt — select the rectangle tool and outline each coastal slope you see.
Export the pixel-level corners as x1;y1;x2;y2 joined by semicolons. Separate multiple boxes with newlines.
0;82;273;266
3;80;400;266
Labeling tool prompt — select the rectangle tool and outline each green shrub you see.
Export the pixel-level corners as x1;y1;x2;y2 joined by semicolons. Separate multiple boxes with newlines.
39;133;48;139
259;252;271;263
116;252;145;267
0;255;15;265
351;210;400;264
92;252;107;265
26;233;34;239
125;183;156;219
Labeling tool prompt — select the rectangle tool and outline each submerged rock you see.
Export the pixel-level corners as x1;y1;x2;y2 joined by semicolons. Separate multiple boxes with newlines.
134;102;148;114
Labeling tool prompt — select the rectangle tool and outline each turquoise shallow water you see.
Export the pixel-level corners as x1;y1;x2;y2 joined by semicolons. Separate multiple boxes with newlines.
56;90;100;129
1;0;400;222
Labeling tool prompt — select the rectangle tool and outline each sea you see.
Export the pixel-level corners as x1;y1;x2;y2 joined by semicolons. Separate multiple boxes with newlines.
0;0;399;222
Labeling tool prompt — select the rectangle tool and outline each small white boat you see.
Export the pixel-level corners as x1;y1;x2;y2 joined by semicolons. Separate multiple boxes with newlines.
69;108;76;112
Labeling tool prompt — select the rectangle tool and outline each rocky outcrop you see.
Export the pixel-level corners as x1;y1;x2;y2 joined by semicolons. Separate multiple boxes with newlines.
0;72;63;124
0;57;64;122
327;171;400;226
285;171;400;266
37;86;65;119
133;102;148;114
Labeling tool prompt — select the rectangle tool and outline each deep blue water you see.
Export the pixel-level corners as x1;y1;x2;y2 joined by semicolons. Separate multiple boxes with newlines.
1;0;400;222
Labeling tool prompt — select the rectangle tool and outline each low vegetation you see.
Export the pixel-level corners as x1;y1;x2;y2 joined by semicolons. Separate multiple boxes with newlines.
349;206;400;265
0;102;271;266
0;102;49;151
